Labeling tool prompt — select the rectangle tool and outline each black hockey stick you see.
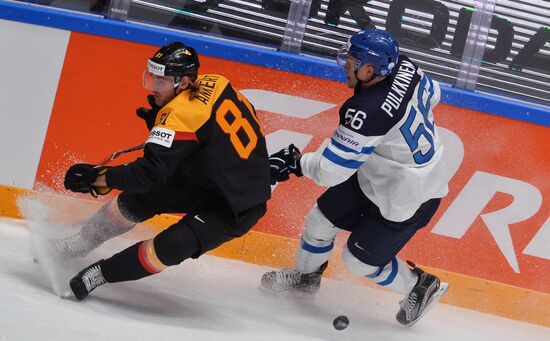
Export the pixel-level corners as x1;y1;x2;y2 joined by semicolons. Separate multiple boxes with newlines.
98;143;145;165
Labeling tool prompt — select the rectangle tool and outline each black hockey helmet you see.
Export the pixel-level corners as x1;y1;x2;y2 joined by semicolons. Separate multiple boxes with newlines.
143;42;200;91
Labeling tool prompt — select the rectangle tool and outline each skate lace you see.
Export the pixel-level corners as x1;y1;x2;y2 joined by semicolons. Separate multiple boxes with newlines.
82;265;106;292
400;291;418;319
275;269;302;286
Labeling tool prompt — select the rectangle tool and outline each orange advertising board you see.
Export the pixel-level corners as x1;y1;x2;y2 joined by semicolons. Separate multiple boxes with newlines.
36;32;549;295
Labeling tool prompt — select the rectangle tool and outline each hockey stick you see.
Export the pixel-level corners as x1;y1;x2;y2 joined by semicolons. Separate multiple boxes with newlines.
98;143;145;166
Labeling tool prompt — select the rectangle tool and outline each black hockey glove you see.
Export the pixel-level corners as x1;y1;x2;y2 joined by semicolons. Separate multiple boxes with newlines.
136;94;161;130
64;164;112;198
269;144;303;185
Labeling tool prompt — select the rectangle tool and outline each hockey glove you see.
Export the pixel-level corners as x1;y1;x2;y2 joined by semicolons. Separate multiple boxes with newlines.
136;94;161;130
64;164;112;198
269;144;303;185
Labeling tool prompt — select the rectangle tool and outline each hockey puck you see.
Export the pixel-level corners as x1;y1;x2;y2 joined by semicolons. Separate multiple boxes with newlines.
333;315;349;330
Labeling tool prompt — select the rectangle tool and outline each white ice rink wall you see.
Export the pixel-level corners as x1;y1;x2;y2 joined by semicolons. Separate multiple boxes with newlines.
0;19;69;189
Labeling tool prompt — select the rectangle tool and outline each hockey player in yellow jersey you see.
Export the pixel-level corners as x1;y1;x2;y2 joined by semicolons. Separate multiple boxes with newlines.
60;42;271;300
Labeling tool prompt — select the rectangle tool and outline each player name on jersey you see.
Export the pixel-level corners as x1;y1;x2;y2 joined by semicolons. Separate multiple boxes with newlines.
381;60;417;118
195;75;221;105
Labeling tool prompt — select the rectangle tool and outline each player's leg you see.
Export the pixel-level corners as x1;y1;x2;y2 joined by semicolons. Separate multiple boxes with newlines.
261;174;366;294
341;197;445;326
53;197;137;258
69;218;200;300
70;201;267;300
297;205;340;273
260;206;336;294
54;180;201;258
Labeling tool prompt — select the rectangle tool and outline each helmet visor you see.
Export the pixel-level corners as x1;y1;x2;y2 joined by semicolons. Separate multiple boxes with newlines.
336;42;350;69
142;70;178;92
337;40;360;71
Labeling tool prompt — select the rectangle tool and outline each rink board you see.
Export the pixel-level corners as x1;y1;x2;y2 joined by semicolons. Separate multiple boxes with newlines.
0;4;549;327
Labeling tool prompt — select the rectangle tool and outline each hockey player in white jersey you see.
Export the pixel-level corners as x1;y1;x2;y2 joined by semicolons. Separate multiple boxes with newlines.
261;29;449;326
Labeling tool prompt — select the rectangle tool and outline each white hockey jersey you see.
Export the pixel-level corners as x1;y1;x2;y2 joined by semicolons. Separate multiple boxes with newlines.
300;55;449;222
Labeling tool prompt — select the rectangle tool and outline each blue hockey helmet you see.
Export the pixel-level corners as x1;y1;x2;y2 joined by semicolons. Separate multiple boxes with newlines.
337;30;399;76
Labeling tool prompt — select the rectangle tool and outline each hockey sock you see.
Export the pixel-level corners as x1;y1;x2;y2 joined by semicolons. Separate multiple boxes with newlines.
80;199;136;250
101;241;156;282
342;246;417;294
295;206;339;273
101;224;200;283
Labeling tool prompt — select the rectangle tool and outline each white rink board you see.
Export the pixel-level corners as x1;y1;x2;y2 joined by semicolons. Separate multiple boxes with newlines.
0;20;69;189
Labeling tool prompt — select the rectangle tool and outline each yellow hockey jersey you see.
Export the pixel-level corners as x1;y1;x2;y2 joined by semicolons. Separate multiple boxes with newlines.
107;74;271;214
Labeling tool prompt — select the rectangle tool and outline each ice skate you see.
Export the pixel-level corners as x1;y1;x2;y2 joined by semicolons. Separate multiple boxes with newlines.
70;260;107;300
260;262;327;295
396;261;449;326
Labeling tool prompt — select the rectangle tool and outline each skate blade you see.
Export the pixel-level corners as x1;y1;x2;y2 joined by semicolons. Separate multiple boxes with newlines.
403;282;449;327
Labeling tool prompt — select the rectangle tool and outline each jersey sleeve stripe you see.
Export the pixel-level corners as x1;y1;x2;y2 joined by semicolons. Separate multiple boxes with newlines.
174;131;198;141
322;148;364;169
331;138;375;155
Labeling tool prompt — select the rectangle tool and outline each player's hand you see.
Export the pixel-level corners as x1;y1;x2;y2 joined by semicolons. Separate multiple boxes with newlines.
64;164;111;198
269;144;302;185
136;94;161;130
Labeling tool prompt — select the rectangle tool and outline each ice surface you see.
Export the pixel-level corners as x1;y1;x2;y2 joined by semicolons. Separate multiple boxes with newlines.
0;218;548;341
